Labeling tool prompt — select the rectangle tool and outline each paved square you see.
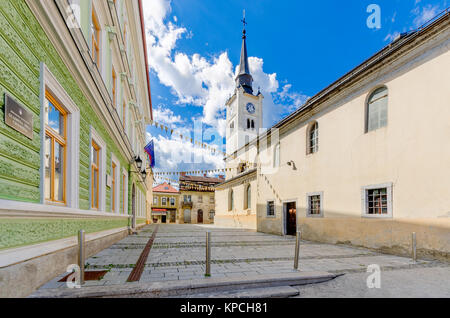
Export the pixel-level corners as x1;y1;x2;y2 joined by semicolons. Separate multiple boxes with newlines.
39;224;449;296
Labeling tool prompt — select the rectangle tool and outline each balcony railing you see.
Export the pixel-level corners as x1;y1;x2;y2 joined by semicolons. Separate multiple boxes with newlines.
182;201;193;208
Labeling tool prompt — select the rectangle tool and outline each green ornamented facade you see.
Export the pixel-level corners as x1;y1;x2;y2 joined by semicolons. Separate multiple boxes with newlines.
0;0;152;252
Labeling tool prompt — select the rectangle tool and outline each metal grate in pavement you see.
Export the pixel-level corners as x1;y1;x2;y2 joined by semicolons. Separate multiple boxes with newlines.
58;271;108;282
127;225;159;282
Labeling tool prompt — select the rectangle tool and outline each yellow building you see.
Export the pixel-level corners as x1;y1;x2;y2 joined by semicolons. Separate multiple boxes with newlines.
215;12;450;260
151;183;179;224
178;175;223;224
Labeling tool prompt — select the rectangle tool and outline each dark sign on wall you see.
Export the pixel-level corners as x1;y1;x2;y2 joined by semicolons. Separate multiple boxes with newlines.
4;94;33;140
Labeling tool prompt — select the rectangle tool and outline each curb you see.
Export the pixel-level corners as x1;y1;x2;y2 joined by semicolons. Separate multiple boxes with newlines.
30;271;338;298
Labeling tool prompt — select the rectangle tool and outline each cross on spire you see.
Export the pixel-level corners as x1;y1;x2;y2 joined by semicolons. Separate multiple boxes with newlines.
236;9;253;94
241;9;247;38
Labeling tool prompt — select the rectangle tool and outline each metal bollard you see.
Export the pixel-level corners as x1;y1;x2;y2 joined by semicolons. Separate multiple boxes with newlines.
78;230;85;285
294;230;301;270
412;232;417;262
205;231;211;277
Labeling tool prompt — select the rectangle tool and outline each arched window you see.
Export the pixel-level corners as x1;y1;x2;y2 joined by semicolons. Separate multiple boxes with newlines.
251;120;255;129
229;190;234;211
366;86;388;132
308;122;319;154
247;118;251;129
273;143;280;168
245;185;252;210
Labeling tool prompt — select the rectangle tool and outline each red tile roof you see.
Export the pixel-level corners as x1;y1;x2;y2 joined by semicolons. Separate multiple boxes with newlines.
152;182;179;193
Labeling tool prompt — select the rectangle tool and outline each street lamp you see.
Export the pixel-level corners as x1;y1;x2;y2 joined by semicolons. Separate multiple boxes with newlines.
141;169;147;181
287;160;297;170
132;155;143;170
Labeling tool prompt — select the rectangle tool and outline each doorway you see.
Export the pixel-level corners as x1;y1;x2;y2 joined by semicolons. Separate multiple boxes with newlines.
285;201;297;235
161;215;167;224
197;209;203;224
184;209;191;223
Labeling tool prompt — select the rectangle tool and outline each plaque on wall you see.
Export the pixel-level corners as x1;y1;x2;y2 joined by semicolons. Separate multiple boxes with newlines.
4;94;33;140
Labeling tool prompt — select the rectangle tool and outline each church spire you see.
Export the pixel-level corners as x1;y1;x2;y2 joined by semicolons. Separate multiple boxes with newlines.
236;10;253;94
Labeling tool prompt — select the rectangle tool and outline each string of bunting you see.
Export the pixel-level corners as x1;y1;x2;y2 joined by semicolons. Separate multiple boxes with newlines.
153;161;256;176
153;175;217;191
149;119;227;157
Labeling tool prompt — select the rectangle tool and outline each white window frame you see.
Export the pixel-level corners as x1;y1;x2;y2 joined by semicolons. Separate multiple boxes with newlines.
306;192;324;218
110;154;120;213
122;168;128;215
90;126;107;212
153;196;158;205
170;197;175;206
266;200;276;218
365;86;388;133
40;63;80;209
162;197;167;206
307;121;319;155
273;143;280;168
361;183;393;218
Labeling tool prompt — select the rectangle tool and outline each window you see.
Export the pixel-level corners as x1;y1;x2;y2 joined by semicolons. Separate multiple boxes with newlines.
123;172;127;213
153;196;158;205
198;195;203;203
230;121;235;134
251;120;255;129
367;189;387;214
273;143;280;168
112;67;117;108
122;99;127;129
247;118;251;129
91;140;100;209
41;64;80;208
91;7;100;66
210;195;215;203
44;91;67;204
245;185;251;210
267;201;275;217
209;210;215;222
362;183;393;218
308;122;319;154
162;197;167;206
111;161;116;212
228;190;234;211
366;86;388;132
170;198;175;206
307;192;323;217
123;22;127;52
184;195;191;203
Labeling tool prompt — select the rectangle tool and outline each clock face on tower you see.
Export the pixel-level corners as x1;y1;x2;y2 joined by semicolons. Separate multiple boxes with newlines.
246;103;255;114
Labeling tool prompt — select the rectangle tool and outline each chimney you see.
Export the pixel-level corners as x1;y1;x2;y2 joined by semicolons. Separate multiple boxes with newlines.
219;175;225;180
180;172;186;177
204;173;207;177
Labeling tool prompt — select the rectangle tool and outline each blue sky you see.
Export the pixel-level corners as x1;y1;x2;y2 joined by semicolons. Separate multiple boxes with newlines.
142;0;448;184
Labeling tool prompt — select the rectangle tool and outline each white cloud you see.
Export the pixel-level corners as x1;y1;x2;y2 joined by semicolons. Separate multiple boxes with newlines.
412;4;442;28
383;31;401;42
142;0;307;135
146;132;225;170
153;105;184;127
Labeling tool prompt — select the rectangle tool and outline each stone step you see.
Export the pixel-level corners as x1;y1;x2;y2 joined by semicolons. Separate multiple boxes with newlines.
181;286;299;298
29;271;337;298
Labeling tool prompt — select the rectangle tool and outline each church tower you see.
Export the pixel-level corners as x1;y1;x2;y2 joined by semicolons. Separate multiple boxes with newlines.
226;14;264;155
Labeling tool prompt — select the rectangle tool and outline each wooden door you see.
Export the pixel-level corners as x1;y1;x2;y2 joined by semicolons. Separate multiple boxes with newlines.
197;210;203;224
286;202;297;235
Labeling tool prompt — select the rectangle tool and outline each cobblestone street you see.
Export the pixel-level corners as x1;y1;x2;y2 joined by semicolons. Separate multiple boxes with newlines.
39;224;449;297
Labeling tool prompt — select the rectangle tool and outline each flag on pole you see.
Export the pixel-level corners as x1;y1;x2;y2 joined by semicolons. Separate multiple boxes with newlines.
144;140;155;168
